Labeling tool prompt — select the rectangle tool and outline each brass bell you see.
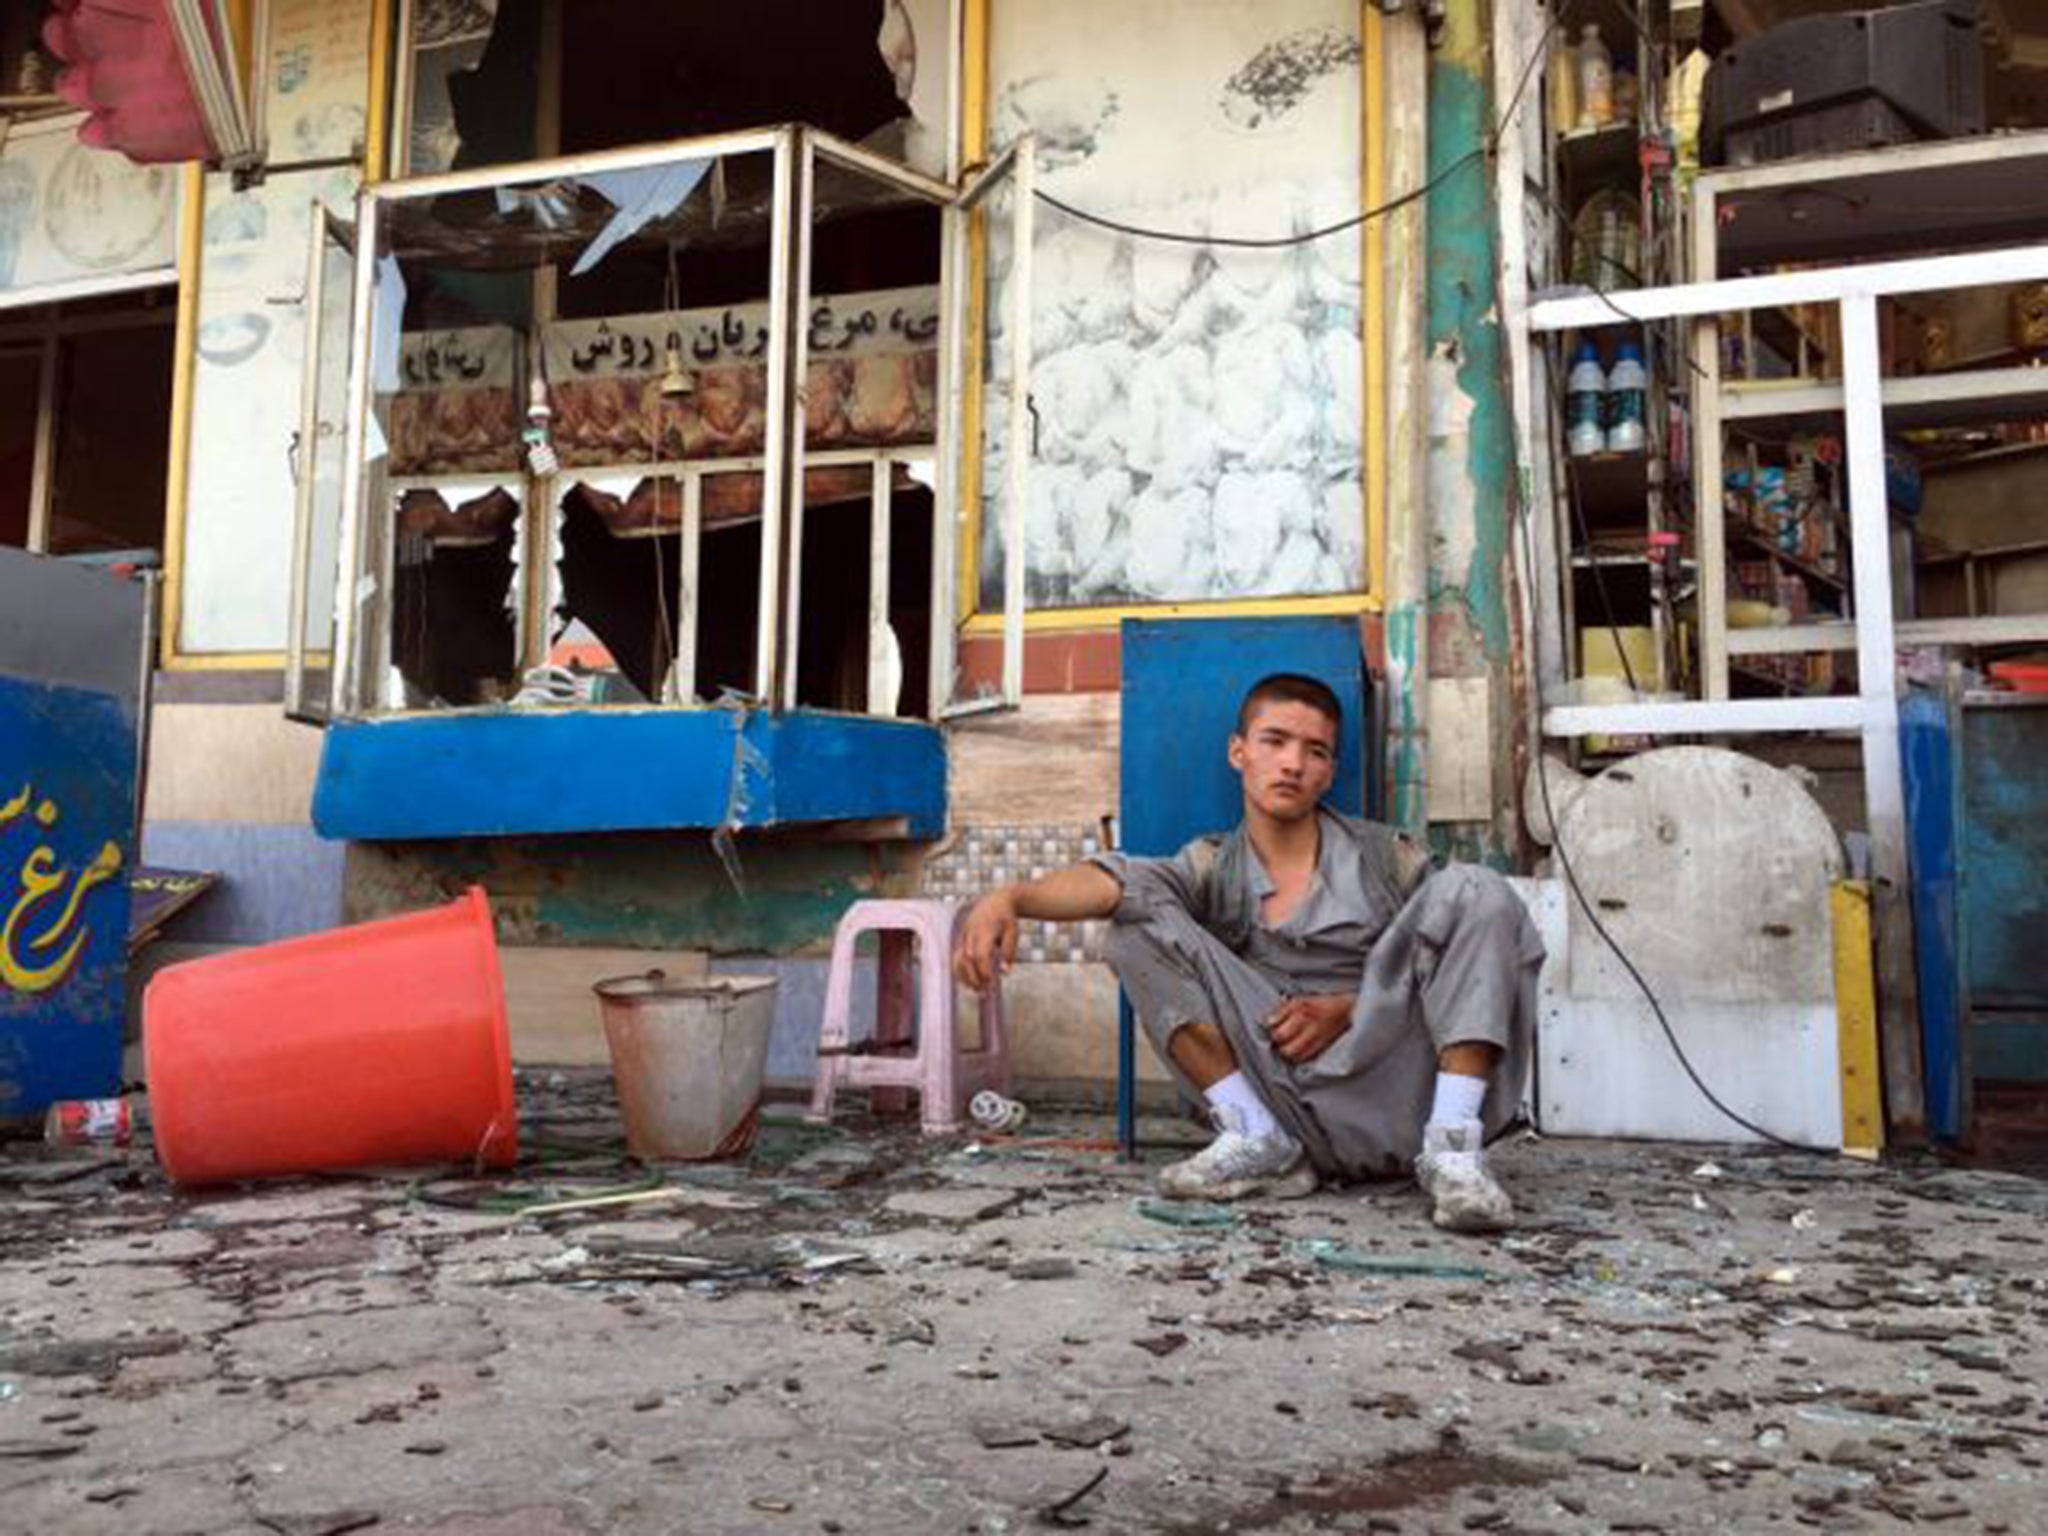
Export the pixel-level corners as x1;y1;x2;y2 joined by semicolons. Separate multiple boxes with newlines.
659;333;694;398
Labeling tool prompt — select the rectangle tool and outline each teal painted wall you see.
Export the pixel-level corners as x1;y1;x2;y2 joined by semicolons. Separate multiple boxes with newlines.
1416;0;1518;859
344;832;924;955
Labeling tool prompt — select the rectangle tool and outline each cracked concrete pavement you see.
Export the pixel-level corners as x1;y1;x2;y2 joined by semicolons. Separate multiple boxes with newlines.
4;1071;2047;1535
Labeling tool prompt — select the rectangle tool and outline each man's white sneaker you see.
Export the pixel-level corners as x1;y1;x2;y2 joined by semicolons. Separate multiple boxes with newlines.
1415;1120;1514;1233
1158;1107;1317;1202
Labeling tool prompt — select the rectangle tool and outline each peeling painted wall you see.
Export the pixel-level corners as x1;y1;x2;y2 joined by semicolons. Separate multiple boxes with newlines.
1424;6;1512;667
1419;0;1522;860
343;833;925;956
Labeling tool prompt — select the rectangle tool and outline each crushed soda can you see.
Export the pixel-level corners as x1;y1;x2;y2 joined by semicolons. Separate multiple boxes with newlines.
969;1089;1027;1133
44;1098;132;1148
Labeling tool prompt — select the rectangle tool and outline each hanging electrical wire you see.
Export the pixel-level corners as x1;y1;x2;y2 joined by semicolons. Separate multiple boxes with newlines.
1026;16;1558;250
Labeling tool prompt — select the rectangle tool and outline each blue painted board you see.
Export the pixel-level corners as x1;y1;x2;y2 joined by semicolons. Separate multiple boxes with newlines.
1120;616;1369;856
1900;691;1966;1138
314;707;946;841
0;675;136;1116
1959;701;2048;1020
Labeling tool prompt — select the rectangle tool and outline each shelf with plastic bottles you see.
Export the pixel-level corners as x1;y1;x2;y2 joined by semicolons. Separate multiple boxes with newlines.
1549;0;1671;298
1562;331;1657;530
1549;0;1653;149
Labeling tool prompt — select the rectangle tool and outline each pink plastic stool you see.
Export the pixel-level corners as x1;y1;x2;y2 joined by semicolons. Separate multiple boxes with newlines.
808;899;1010;1135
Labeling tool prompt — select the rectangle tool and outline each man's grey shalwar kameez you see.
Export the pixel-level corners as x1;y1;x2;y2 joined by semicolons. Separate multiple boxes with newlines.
1093;809;1544;1182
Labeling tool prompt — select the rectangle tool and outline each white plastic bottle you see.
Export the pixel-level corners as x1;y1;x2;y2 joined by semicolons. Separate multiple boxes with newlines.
1576;24;1614;131
1605;341;1648;453
1566;341;1608;458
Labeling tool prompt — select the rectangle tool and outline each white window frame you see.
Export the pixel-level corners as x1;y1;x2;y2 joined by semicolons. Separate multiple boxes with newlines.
306;124;1032;723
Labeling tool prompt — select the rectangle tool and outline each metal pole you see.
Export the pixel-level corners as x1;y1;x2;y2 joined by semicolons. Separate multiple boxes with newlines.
1840;289;1926;1138
756;130;798;704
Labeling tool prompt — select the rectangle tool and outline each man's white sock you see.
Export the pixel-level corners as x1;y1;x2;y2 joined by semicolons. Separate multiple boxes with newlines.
1428;1071;1488;1129
1204;1071;1284;1140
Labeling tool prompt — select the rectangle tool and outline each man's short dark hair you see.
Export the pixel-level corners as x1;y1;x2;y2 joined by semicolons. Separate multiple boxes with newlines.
1236;673;1343;737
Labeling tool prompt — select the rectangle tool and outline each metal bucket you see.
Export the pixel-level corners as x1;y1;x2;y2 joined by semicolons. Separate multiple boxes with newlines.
592;972;777;1161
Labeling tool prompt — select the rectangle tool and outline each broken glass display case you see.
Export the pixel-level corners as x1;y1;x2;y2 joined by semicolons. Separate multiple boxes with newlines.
288;124;1033;725
284;125;1034;839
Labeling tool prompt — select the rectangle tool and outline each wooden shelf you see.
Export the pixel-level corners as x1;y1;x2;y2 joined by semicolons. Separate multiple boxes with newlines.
1918;437;2048;477
1723;365;2048;431
1732;527;1847;592
1741;306;1832;374
1699;128;2048;272
1726;623;1847;657
1920;535;2048;567
1558;122;1641;193
1564;449;1652;521
1730;662;1801;695
1728;615;2048;655
1570;552;1695;568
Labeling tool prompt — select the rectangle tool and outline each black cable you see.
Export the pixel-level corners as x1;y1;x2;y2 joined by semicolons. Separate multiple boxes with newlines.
1030;15;1560;252
1496;13;1558;141
1032;154;1482;251
1524;714;1828;1153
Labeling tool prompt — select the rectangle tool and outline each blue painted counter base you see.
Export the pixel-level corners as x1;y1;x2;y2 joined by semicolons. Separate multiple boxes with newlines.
313;707;946;842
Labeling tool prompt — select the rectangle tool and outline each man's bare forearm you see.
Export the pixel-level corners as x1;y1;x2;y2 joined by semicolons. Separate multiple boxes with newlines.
955;862;1120;989
1004;862;1122;923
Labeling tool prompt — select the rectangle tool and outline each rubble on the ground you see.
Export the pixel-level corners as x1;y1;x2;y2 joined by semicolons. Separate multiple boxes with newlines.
2;1070;2044;1534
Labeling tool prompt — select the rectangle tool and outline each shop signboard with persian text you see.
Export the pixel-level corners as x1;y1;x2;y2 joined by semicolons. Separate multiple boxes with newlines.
0;550;141;1120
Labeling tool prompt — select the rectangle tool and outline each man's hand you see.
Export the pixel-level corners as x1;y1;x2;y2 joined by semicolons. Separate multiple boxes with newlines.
950;864;1118;993
1265;993;1355;1064
953;890;1020;992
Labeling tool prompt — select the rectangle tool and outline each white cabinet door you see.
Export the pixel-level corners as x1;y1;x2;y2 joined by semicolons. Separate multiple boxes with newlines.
284;207;357;724
939;133;1036;716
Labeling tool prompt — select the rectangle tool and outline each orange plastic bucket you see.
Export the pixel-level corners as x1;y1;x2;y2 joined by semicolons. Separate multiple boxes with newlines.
144;888;517;1185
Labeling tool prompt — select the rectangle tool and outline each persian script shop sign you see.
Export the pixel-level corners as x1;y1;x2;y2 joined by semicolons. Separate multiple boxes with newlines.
382;288;944;479
0;555;140;1120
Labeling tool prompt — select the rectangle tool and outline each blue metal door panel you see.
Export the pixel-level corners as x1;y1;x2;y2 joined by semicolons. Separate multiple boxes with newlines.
1119;617;1370;858
1900;691;1966;1137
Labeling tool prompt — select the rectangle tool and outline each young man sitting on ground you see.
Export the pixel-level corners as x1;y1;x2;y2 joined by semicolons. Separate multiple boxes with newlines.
951;672;1545;1232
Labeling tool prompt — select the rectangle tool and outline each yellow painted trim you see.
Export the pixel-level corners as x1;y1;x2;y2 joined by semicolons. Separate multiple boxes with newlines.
225;0;257;96
1832;879;1885;1155
964;592;1380;636
365;0;394;182
163;651;290;672
955;0;990;623
956;3;1386;632
1362;2;1385;603
157;164;206;672
962;0;989;161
